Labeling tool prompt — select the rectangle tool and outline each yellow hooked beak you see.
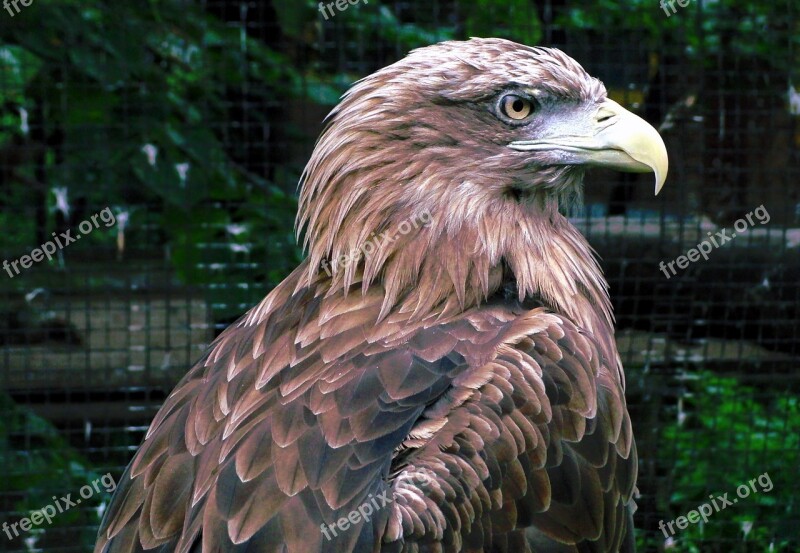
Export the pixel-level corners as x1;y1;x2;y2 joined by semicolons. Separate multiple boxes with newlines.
509;99;669;194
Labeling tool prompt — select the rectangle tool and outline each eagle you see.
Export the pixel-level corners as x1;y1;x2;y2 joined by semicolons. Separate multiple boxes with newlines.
95;38;667;553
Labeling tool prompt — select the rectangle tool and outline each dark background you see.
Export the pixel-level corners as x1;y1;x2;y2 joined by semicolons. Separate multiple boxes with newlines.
0;0;798;551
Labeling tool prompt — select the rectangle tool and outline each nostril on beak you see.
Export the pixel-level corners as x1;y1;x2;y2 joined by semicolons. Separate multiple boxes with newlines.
595;104;618;125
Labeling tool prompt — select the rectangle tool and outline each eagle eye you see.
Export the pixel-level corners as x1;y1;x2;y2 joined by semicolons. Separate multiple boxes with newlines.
498;94;535;122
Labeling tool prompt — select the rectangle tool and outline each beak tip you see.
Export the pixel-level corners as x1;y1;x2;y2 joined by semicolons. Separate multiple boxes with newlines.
654;174;666;196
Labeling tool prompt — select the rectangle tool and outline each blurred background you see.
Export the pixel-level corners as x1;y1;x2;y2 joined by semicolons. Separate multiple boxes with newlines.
0;0;797;551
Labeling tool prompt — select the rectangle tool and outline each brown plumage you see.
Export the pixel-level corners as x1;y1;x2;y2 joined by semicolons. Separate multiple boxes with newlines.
95;38;667;553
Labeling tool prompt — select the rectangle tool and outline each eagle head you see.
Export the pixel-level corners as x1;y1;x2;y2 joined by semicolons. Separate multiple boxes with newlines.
297;38;668;335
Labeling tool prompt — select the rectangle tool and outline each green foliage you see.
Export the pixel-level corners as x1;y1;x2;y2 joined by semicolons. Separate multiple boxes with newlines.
651;372;799;551
457;0;542;45
0;393;111;550
0;0;313;314
0;45;41;109
560;0;798;72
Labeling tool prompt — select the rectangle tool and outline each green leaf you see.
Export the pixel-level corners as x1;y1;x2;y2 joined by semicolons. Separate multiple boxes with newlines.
0;45;42;103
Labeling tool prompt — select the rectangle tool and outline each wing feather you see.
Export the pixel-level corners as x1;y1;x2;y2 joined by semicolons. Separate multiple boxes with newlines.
95;276;635;553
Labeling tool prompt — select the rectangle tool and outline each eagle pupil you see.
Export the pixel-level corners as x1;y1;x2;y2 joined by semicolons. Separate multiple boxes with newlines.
513;99;524;112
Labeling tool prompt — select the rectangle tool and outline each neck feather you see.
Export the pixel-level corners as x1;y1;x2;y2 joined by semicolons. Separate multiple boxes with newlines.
296;196;616;364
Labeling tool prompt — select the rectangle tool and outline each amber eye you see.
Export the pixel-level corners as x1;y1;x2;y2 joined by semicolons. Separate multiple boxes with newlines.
500;94;534;120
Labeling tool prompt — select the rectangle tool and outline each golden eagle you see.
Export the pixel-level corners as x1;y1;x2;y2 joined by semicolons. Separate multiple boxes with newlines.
95;38;667;553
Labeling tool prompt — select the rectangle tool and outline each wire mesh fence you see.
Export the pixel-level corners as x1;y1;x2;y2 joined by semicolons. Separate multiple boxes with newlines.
0;1;798;551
